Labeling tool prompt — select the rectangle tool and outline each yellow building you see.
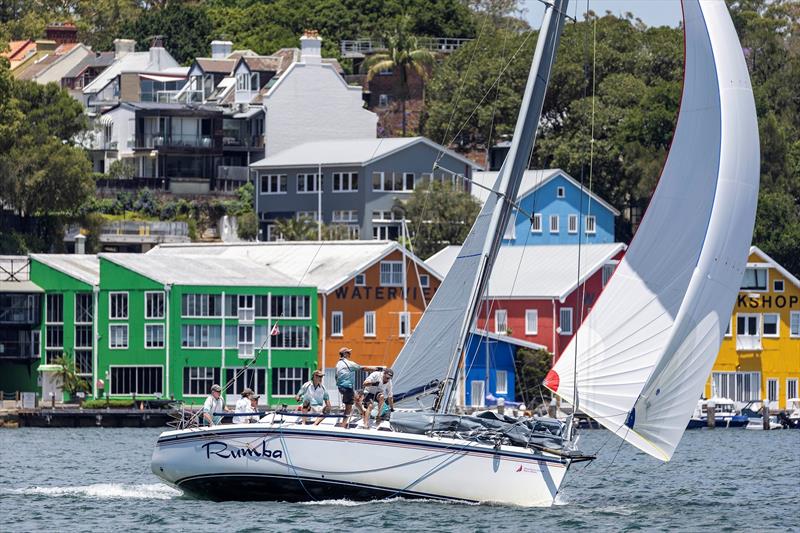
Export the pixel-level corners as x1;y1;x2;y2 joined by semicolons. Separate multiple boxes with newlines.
706;246;800;410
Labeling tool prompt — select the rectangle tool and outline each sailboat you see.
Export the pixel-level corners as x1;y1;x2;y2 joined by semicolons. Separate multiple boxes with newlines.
150;0;759;506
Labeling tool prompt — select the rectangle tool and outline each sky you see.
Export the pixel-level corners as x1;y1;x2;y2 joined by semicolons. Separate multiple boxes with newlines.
523;0;683;29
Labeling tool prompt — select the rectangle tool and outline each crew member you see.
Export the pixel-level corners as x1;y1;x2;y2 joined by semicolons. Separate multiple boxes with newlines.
335;347;380;428
361;368;394;428
248;394;261;423
233;388;253;424
202;384;228;426
296;370;331;425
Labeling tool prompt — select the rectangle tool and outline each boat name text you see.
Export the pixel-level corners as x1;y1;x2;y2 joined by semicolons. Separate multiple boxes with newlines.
202;440;283;460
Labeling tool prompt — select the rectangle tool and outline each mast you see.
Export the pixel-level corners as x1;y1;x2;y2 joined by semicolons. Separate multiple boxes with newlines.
438;0;570;413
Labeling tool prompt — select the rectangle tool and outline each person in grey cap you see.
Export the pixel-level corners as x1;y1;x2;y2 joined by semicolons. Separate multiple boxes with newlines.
233;388;254;424
202;384;228;426
361;367;394;427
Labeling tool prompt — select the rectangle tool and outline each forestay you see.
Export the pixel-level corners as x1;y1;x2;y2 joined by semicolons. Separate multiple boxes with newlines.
545;0;759;461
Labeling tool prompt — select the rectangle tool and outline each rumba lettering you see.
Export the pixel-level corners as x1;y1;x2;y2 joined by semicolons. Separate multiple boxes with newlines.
202;440;282;460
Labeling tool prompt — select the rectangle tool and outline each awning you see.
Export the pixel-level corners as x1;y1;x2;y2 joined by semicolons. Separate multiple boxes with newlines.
98;114;113;126
0;280;43;293
233;107;263;119
140;73;186;83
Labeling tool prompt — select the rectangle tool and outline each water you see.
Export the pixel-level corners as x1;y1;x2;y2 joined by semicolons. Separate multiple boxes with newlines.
0;427;797;532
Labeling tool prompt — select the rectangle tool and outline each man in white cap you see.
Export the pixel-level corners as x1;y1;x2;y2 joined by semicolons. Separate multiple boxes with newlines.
202;384;228;426
361;367;394;428
233;388;254;424
296;370;331;424
335;347;380;428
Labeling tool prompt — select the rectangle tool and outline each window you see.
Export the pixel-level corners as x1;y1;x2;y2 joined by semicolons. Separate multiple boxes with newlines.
559;307;573;335
767;378;778;408
355;274;366;286
380;261;403;286
470;380;485;407
296;210;318;221
273;368;309;397
496;370;508;395
525;309;538;335
181;294;223;317
787;378;798;404
332;210;358;223
74;324;92;350
268;295;311;319
378;94;389;107
419;274;430;288
549;214;559;234
75;349;92;377
556;186;565;198
145;324;165;349
602;262;617;287
145;291;165;319
712;372;761;403
110;366;163;395
331;311;343;337
226;367;267;397
109;292;128;320
399;312;411;338
531;213;542;233
75;293;93;324
297;173;322;193
364;311;376;337
332;172;358;192
737;313;760;337
183;367;221;396
773;279;784;292
238;325;254;358
741;268;767;290
585;215;596;234
109;324;128;349
403;172;415;191
46;293;63;323
181;324;222;348
74;322;92;376
568;214;578;234
45;294;64;364
725;318;732;337
495;309;508;334
372;172;413;192
791;311;800;338
762;313;779;337
260;174;287;194
238;294;254;322
271;326;311;349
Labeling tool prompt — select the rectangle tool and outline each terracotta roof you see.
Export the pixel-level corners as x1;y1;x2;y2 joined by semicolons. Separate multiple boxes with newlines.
3;40;36;67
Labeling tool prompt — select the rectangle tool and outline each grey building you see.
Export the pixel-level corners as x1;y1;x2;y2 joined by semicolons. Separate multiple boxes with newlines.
250;137;479;241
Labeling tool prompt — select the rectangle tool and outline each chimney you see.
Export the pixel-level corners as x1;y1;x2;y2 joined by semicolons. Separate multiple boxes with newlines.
74;234;86;255
299;30;321;65
114;38;135;59
211;40;233;59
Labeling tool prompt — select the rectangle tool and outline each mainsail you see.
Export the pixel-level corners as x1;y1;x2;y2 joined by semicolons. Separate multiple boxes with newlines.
545;0;760;461
392;0;570;409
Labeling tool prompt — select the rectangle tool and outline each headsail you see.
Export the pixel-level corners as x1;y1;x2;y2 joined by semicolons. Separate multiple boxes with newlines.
392;0;570;409
545;0;759;461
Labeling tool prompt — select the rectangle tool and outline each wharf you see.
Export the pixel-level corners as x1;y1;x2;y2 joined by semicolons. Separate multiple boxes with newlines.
0;407;176;428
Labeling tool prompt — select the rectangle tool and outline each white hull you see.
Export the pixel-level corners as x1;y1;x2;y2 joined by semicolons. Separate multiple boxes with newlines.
151;420;571;507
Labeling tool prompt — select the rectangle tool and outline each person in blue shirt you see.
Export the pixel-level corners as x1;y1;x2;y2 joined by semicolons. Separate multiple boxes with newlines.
335;347;380;428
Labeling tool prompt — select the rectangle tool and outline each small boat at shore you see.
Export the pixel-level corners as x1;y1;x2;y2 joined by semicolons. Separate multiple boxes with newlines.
686;398;749;429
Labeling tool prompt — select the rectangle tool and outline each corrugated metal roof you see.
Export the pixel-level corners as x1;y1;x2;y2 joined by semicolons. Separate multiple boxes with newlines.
149;240;439;293
100;253;300;287
83;48;180;94
250;137;479;170
30;254;100;286
63;52;114;79
472;169;620;216
0;280;43;293
426;243;626;300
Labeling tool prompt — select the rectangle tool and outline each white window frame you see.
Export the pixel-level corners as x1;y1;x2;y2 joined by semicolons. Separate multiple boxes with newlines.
773;279;784;292
737;313;760;337
364;311;376;337
567;214;578;234
109;291;128;320
332;210;358;223
109;324;129;349
740;267;768;292
273;367;309;397
762;313;780;338
531;213;542;233
496;370;508;395
525;309;538;335
419;274;430;288
787;378;798;405
238;324;254;359
74;292;93;324
602;261;617;287
585;215;596;235
144;323;165;349
559;307;573;336
260;174;287;194
791;311;800;338
470;380;485;407
332;171;358;192
331;311;343;337
183;366;221;397
495;309;508;334
109;365;163;396
379;261;403;287
297;173;322;194
399;312;411;338
556;186;565;198
767;378;779;409
549;214;559;234
144;291;165;319
354;273;366;286
725;317;732;338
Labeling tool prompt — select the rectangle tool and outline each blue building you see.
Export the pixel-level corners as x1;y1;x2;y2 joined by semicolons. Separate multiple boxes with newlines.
463;331;546;408
472;169;619;245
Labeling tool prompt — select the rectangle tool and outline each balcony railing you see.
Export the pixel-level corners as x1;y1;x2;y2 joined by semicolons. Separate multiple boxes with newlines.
736;335;762;352
341;37;471;57
217;166;250;182
102;220;189;238
140;134;214;149
0;337;39;360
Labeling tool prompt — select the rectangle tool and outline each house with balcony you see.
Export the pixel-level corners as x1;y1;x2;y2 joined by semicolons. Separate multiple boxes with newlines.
0;257;43;396
251;136;478;241
471;169;619;245
706;246;800;411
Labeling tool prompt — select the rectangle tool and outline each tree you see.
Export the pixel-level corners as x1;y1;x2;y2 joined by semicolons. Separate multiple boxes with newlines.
752;191;800;276
120;2;213;64
398;180;481;259
274;216;319;241
362;17;436;136
107;159;135;180
514;348;553;408
237;211;258;241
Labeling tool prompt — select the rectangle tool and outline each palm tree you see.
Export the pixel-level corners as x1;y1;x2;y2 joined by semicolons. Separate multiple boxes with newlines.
362;21;435;136
274;216;318;241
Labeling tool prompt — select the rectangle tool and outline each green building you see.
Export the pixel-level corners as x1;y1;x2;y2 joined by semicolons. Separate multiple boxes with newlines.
25;253;318;406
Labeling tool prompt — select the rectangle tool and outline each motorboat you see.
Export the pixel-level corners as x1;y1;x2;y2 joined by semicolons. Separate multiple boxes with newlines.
686;397;749;429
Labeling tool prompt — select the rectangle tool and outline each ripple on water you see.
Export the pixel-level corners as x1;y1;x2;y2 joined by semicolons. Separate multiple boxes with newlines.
1;483;182;500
